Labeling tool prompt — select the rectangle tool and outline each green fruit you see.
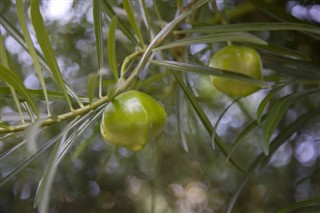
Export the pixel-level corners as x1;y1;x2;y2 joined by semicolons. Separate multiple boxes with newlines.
209;46;262;97
100;90;167;151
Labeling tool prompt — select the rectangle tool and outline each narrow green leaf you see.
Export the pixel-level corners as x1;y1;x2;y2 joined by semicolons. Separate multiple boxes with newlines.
274;197;320;213
0;122;11;131
72;135;97;160
212;98;240;150
171;71;245;173
86;73;99;107
151;60;267;87
227;114;267;161
0;15;84;107
93;0;104;69
262;89;320;155
227;108;320;213
35;108;104;211
154;32;267;51
0;131;62;187
108;16;119;80
25;118;46;155
35;118;80;211
0;64;40;118
122;0;145;47
0;32;26;122
30;0;73;110
139;0;153;40
175;22;320;36
257;85;286;123
262;54;320;80
246;43;311;61
177;89;189;152
101;0;140;46
16;0;51;115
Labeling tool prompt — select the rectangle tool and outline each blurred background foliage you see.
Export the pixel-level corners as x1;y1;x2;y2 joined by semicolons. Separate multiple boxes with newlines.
0;0;320;212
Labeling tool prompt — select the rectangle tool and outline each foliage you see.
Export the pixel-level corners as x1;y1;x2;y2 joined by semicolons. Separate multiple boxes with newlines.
1;0;320;212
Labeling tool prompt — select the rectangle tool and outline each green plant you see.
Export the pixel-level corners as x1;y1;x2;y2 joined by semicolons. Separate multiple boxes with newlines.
100;90;167;151
209;45;262;97
1;0;320;212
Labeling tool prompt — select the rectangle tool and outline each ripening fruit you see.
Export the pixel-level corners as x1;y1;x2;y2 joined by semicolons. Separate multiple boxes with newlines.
209;46;262;97
100;90;167;151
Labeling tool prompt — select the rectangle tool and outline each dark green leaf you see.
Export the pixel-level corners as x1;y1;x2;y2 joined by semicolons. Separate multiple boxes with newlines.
108;16;119;80
93;0;104;69
16;0;50;115
274;197;320;213
151;60;267;87
122;0;145;47
262;89;320;155
257;85;286;124
86;73;99;107
154;32;267;51
30;0;73;110
176;22;320;36
0;64;40;118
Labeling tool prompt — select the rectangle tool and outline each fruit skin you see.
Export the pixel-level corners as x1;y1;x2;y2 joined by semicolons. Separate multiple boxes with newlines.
100;90;167;151
209;46;262;97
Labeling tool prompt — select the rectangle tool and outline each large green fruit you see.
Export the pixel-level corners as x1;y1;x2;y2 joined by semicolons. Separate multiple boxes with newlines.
100;90;167;151
209;46;262;97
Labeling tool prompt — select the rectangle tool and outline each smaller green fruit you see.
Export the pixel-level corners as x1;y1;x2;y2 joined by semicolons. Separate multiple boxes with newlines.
100;90;167;151
209;46;262;97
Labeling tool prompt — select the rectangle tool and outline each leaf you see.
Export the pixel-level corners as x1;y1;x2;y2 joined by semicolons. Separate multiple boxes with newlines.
177;89;189;152
0;64;40;118
245;43;311;61
93;0;104;69
16;0;51;115
154;32;267;51
227;114;267;161
151;60;267;87
171;71;245;173
0;122;11;131
0;14;84;107
101;0;140;46
0;131;61;187
108;16;119;80
212;98;240;150
30;0;73;110
86;73;99;107
262;89;320;155
122;0;145;47
274;197;320;213
227;107;320;213
35;107;104;211
257;85;286;123
175;22;320;36
25;118;46;155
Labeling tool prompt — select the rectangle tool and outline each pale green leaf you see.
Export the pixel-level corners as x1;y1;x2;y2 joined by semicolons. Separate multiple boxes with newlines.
86;73;99;107
16;0;50;115
175;22;320;36
93;0;104;69
122;0;145;47
30;0;73;110
108;16;119;80
0;15;84;107
154;32;267;51
151;60;267;87
0;64;40;118
101;0;139;46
